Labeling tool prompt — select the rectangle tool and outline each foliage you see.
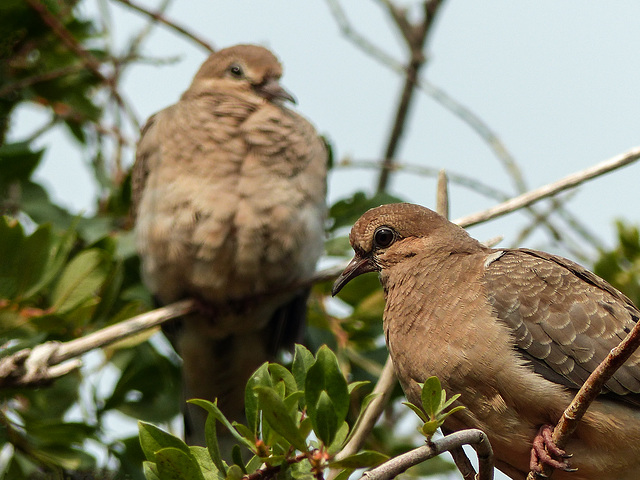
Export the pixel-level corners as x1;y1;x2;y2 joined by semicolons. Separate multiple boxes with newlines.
403;377;465;440
139;345;389;480
0;215;180;479
594;221;640;306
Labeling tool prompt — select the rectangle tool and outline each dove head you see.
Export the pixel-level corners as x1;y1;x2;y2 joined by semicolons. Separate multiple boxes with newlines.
188;44;296;103
332;203;482;296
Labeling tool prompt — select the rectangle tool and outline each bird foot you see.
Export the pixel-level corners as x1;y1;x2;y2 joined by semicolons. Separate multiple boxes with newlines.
529;425;577;475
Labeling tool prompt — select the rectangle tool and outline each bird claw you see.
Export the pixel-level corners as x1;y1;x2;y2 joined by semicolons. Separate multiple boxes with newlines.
529;425;577;474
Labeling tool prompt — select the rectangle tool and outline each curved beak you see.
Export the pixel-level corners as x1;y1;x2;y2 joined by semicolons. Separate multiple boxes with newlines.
332;254;378;296
256;78;296;104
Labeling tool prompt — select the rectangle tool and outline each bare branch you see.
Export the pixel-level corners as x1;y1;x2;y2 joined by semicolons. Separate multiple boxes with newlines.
416;77;526;193
360;429;493;480
112;0;215;53
377;0;445;193
0;262;347;389
436;169;449;218
326;0;401;69
455;146;640;228
448;446;477;480
0;300;194;388
330;358;397;472
337;158;509;202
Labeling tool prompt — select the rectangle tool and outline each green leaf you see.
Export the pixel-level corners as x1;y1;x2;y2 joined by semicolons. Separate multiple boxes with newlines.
188;399;254;451
347;380;370;395
204;409;225;475
28;445;95;471
232;423;256;447
421;377;443;418
138;421;190;462
244;363;271;434
292;345;314;391
327;421;349;455
421;420;441;438
441;393;461;412
231;445;245;473
402;402;427;423
331;469;355;480
143;461;161;480
0;142;44;183
253;386;307;452
268;363;298;397
155;447;204;480
329;450;389;469
13;223;52;299
189;446;221;480
304;346;349;446
226;465;244;480
51;248;109;313
313;390;338;446
22;220;77;299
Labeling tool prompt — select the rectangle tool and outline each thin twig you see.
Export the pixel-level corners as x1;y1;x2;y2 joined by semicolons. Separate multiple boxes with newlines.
24;0;140;130
448;446;477;480
416;77;526;193
454;147;640;228
326;0;400;70
436;169;449;218
112;0;215;53
337;158;509;202
0;65;86;98
330;358;397;475
377;0;444;193
360;429;493;480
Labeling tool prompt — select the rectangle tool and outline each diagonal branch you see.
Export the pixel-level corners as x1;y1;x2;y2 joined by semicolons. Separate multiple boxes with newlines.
454;146;640;228
111;0;215;53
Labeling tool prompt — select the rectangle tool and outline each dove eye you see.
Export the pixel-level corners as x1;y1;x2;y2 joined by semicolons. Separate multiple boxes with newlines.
229;64;244;78
373;227;395;249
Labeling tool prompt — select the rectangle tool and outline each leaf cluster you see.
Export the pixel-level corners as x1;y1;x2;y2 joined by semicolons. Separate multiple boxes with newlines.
139;345;389;480
403;377;465;440
0;216;180;479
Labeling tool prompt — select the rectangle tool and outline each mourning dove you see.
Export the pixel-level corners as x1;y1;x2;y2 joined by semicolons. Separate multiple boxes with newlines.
332;203;640;480
132;45;327;446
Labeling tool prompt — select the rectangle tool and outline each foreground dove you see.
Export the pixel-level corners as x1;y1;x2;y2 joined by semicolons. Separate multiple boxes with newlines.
332;203;640;480
132;45;327;446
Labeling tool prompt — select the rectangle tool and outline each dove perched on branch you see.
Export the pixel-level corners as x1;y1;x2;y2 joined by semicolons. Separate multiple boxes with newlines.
132;44;327;446
333;203;640;480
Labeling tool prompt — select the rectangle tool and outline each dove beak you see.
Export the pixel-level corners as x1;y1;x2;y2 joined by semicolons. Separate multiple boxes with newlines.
256;78;296;104
332;254;378;296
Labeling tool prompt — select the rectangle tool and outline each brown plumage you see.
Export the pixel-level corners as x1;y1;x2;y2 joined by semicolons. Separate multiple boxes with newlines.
132;45;327;446
332;203;640;480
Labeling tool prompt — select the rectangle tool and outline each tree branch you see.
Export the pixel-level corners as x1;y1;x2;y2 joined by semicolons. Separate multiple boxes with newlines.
330;357;397;473
0;300;194;388
360;429;493;480
0;262;348;389
112;0;215;53
376;0;444;194
454;146;640;228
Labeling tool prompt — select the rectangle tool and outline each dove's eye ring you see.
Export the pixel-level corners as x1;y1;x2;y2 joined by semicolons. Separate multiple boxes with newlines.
229;64;244;78
373;227;395;249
